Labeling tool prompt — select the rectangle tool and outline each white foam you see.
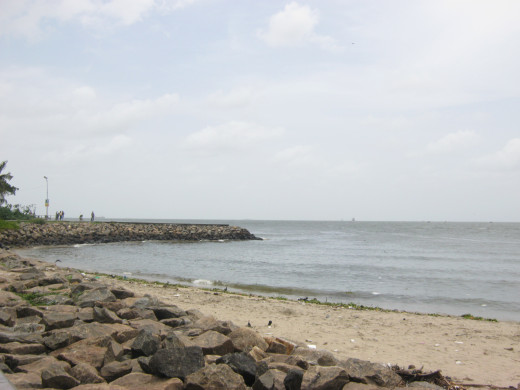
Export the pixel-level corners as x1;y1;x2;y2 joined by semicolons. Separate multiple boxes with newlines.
193;279;213;286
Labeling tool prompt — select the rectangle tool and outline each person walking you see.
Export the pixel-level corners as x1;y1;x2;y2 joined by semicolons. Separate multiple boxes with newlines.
91;211;95;222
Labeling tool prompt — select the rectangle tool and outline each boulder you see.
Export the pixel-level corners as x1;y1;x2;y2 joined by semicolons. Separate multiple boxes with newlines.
38;275;68;286
131;329;160;357
93;307;123;324
2;353;45;370
252;369;287;390
76;287;117;308
51;336;111;369
0;290;24;307
0;309;15;326
301;366;349;390
41;364;81;389
103;340;124;365
0;341;46;355
152;306;187;320
228;327;269;353
111;372;183;390
4;371;42;389
284;367;304;390
160;317;190;328
216;352;258;386
341;358;403;387
110;287;134;299
185;363;247;390
191;330;234;356
248;345;268;361
191;316;237;335
70;362;106;384
42;311;76;331
100;360;133;382
292;346;339;366
148;346;204;380
16;306;43;318
264;354;309;370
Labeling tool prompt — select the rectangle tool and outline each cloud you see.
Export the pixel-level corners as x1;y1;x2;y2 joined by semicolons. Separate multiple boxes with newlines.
258;2;341;51
48;134;133;163
0;66;180;144
477;138;520;171
0;0;200;40
206;88;254;109
183;121;284;152
426;130;480;154
272;145;315;167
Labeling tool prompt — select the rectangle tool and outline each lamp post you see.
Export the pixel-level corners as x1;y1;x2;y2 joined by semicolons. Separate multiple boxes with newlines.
44;176;49;220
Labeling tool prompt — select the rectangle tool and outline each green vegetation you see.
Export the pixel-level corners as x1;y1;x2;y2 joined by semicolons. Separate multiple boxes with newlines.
0;161;18;206
0;161;40;224
16;291;57;306
461;313;497;322
0;220;20;230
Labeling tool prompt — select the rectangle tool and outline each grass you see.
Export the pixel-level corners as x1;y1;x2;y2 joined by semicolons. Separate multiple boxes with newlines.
461;313;498;322
16;291;57;306
0;220;20;230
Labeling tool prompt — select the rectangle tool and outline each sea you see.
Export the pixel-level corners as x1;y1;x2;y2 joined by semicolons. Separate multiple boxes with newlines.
16;220;520;322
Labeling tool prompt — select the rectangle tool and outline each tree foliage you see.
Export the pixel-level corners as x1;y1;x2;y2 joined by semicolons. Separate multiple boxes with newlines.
0;161;18;205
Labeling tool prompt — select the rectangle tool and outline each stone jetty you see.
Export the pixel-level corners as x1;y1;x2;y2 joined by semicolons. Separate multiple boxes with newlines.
0;249;451;390
0;222;260;248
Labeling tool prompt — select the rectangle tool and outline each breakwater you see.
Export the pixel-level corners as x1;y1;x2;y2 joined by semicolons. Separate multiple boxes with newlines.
0;222;260;248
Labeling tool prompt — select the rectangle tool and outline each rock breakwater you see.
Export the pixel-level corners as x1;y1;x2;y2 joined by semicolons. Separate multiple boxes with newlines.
0;222;260;248
0;249;452;390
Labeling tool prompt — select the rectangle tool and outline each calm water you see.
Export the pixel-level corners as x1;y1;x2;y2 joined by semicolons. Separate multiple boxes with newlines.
17;220;520;322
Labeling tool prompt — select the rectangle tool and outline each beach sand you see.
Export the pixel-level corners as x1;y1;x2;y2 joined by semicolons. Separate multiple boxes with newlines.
95;276;520;388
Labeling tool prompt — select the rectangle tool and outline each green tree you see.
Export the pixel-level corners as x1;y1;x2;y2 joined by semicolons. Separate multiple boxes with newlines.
0;161;18;205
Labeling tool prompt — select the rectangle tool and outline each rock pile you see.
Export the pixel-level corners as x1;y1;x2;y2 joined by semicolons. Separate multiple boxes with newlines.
0;249;443;390
0;222;260;248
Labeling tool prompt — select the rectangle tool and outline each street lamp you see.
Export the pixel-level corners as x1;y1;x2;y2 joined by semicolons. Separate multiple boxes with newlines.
44;176;49;220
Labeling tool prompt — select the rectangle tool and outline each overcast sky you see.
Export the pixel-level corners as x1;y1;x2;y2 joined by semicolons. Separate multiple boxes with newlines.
1;0;519;221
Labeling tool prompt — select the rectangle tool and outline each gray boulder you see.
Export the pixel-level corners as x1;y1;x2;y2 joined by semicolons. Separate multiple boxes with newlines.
228;327;269;352
301;366;349;390
216;352;258;386
191;330;234;356
111;372;184;389
152;306;187;320
41;364;81;389
284;367;304;390
76;287;117;308
341;358;403;387
148;346;204;379
93;307;123;324
131;329;160;357
185;363;247;390
252;369;286;390
70;362;105;384
42;311;76;331
99;360;133;382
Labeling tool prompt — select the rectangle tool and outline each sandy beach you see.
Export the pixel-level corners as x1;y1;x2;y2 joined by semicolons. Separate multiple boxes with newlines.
94;275;520;388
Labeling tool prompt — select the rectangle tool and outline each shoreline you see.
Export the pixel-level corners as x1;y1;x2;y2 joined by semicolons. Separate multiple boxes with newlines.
87;271;520;387
0;249;519;387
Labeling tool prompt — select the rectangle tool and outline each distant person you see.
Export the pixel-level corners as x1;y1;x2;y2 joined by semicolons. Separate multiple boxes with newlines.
55;212;59;221
91;211;95;222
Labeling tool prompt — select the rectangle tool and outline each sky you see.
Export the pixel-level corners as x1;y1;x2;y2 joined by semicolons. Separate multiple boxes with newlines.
1;0;519;222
